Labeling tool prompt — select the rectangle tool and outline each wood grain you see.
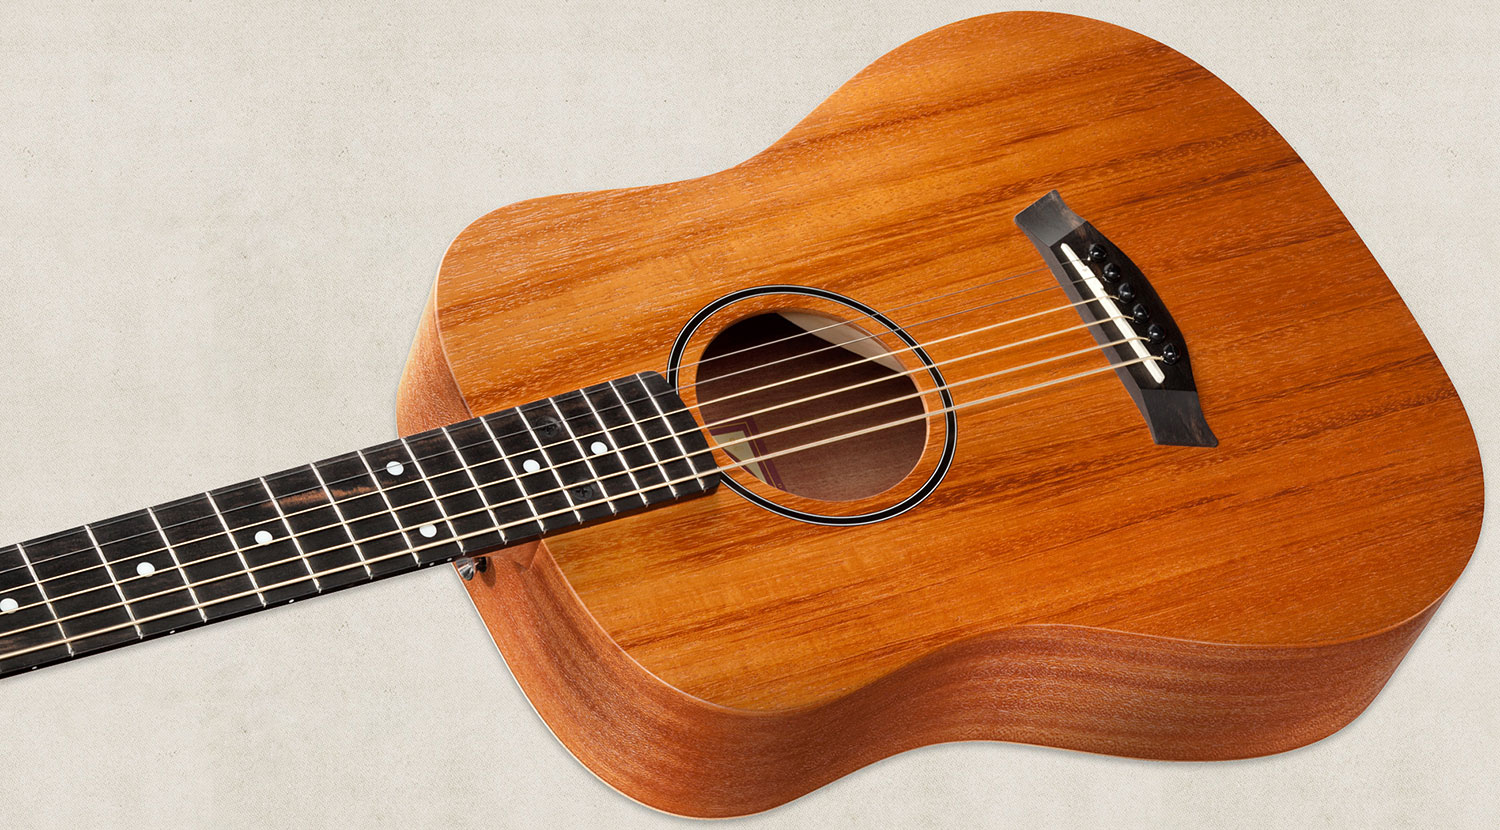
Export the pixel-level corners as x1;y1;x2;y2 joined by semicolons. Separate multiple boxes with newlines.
396;11;1483;816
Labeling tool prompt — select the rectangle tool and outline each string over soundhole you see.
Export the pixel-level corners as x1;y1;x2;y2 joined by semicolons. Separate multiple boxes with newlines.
669;287;956;526
696;313;925;502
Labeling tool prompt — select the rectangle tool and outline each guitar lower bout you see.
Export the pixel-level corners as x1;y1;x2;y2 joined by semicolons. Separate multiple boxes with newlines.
395;9;1482;818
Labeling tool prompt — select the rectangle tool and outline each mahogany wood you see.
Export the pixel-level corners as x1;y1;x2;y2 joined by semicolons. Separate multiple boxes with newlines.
396;11;1483;817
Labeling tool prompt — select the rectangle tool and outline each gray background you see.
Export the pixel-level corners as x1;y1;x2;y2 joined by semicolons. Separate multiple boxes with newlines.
0;1;1495;826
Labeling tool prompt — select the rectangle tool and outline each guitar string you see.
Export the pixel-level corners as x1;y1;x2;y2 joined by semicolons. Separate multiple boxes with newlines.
0;321;1140;605
0;354;1160;661
19;269;1080;557
1;280;1121;576
667;264;1050;377
8;265;1105;559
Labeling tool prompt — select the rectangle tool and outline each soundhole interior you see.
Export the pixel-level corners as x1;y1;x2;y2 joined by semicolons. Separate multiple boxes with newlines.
695;312;926;502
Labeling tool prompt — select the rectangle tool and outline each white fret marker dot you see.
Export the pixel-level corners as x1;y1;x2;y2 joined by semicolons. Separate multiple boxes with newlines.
386;461;404;477
419;524;438;538
0;598;17;614
590;441;609;455
136;561;156;578
522;459;541;474
254;530;274;545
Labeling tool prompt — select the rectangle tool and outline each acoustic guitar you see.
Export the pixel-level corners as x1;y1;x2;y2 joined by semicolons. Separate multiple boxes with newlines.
0;11;1483;818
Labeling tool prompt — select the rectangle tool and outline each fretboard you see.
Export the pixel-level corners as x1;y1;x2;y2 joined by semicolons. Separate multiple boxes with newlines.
0;372;718;679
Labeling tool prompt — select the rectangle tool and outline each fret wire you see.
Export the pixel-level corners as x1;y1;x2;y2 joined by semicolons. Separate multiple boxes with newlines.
8;327;1134;606
4;319;1126;588
477;416;537;538
5;387;685;621
10;369;746;608
354;449;421;567
5;381;749;655
204;491;268;608
83;523;144;638
607;378;680;498
517;407;583;525
4;273;1032;564
0;391;679;646
439;425;509;546
4;452;674;659
145;507;208;624
8;379;700;616
4;301;1118;580
397;436;462;556
307;463;374;579
258;477;321;593
3;358;1153;662
582;385;649;504
7;441;682;653
550;397;615;515
15;542;75;656
637;372;700;489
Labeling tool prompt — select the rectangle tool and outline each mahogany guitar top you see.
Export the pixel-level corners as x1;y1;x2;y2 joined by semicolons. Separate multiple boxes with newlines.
408;10;1483;715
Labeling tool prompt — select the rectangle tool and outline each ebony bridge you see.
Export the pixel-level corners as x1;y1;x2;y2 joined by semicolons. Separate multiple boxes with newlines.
1016;191;1217;447
0;372;718;678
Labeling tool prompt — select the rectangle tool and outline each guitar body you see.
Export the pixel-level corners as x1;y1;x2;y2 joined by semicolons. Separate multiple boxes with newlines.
397;12;1482;817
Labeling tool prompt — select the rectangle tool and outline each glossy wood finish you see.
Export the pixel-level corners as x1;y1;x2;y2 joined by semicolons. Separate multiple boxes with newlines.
397;11;1483;816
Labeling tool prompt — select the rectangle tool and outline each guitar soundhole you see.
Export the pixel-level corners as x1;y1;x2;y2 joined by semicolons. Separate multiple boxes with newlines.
694;312;926;502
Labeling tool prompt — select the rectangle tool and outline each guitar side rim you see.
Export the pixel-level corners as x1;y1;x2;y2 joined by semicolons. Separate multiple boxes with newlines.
396;290;1457;818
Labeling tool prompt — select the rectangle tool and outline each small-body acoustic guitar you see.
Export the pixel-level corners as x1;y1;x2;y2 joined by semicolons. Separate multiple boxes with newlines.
0;11;1483;817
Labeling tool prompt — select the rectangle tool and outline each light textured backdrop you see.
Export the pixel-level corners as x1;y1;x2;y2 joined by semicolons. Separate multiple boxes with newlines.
1;1;1495;827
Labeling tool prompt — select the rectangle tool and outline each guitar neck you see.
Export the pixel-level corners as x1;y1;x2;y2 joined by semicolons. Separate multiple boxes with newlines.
0;372;718;678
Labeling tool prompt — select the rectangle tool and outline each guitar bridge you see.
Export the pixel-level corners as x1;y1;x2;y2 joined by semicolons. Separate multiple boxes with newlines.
1015;191;1217;447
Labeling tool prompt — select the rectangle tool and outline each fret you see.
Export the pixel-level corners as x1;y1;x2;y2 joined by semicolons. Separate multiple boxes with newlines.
446;420;543;541
365;438;464;566
307;460;376;580
517;403;589;525
20;530;137;654
259;476;322;593
353;448;422;568
145;507;209;622
312;453;413;578
634;372;716;495
0;544;72;673
93;510;205;635
483;408;577;535
640;372;720;491
82;524;142;638
402;428;505;555
585;379;674;502
441;425;511;542
527;398;612;523
203;493;268;607
546;395;616;516
571;386;649;512
152;496;263;620
261;467;368;591
209;480;322;604
609;376;689;497
0;373;719;680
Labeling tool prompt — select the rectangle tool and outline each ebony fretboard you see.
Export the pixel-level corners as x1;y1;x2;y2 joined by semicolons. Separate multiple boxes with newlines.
0;372;718;678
